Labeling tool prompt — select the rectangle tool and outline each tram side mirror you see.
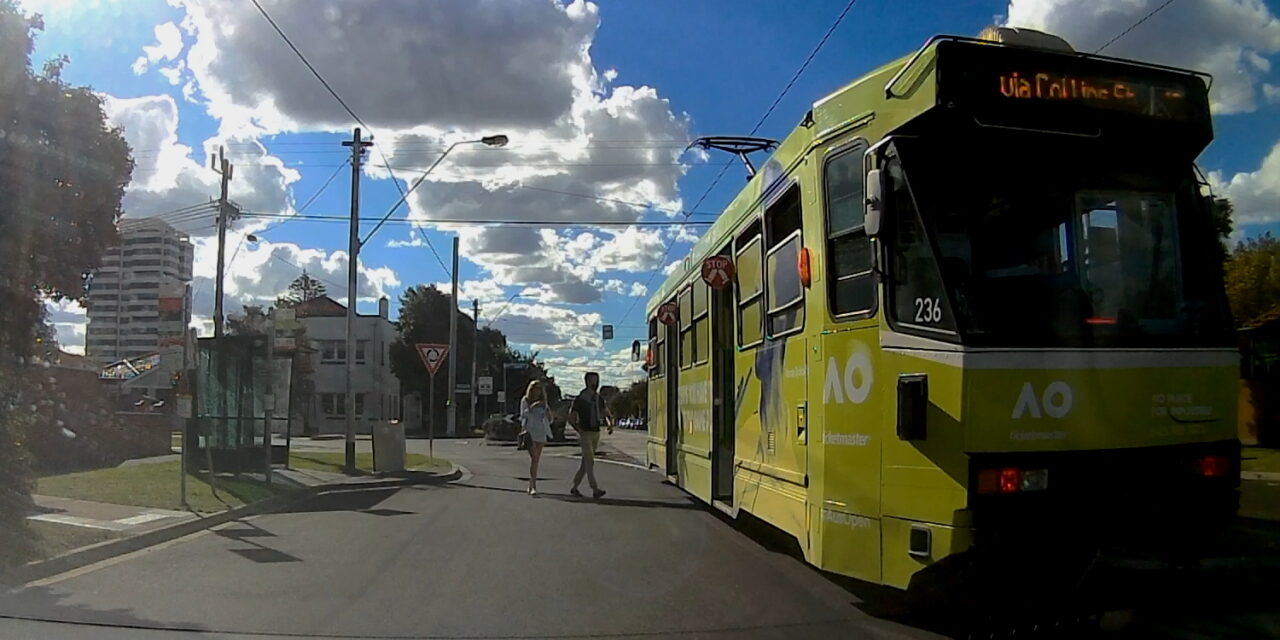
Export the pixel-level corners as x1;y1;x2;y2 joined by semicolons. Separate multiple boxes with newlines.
864;169;884;238
897;374;928;441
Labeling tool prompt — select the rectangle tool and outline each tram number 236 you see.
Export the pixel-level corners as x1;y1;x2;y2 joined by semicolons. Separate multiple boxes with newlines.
914;297;943;323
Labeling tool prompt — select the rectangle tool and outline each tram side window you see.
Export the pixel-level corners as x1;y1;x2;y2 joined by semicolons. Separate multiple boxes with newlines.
648;317;662;378
679;287;694;369
735;221;765;347
888;159;956;333
825;146;875;316
766;185;805;337
692;279;709;364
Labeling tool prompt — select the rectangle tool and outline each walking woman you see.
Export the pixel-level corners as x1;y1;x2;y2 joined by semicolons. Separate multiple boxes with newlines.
520;380;553;496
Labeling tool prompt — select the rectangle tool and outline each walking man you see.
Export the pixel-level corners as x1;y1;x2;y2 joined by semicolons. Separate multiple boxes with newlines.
569;371;612;498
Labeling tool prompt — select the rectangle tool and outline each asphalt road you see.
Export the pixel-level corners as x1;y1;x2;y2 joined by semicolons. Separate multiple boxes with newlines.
0;440;944;639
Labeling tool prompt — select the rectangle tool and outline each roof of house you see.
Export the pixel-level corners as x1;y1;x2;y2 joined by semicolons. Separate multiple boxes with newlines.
294;296;347;318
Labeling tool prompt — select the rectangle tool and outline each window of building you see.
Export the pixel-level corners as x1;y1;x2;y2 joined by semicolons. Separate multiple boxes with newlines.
825;144;876;317
356;340;368;364
678;287;693;368
765;184;805;337
320;340;346;363
354;393;364;416
735;220;764;347
321;393;346;417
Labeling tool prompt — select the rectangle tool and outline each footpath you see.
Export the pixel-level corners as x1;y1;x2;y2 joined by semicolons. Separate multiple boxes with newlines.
10;461;459;586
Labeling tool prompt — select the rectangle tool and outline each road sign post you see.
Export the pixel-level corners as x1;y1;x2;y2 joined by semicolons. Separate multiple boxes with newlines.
416;343;449;459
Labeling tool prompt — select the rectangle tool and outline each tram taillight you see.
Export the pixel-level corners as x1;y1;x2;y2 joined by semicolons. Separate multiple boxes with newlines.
1197;455;1231;478
976;467;1050;494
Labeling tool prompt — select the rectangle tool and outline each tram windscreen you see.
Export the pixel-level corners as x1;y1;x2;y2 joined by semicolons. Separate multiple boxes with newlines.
887;143;1233;348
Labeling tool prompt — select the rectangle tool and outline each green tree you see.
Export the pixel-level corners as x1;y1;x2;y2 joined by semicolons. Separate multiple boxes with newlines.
0;0;133;569
1225;232;1280;328
275;271;326;307
391;285;481;433
607;378;648;421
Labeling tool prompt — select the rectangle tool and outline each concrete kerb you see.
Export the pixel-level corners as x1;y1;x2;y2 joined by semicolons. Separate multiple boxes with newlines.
3;463;461;586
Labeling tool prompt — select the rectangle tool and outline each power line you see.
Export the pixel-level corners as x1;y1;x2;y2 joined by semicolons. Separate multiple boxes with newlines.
207;159;351;307
249;0;367;132
617;0;859;328
248;0;446;282
236;211;717;227
1095;0;1177;53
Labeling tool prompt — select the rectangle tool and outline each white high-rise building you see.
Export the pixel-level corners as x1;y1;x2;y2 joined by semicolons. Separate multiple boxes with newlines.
85;218;194;385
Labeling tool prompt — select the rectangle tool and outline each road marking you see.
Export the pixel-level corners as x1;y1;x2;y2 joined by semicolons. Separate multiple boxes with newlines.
28;514;124;531
114;513;181;526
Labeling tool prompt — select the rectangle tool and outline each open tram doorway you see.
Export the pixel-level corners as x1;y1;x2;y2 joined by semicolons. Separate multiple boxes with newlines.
711;251;736;505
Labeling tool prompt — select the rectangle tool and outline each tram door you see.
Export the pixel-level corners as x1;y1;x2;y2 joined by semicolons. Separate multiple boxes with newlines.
711;252;736;503
665;315;679;477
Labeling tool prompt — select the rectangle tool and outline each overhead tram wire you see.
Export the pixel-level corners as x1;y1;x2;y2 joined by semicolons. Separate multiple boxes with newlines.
235;211;717;228
223;159;351;278
248;0;449;278
1094;0;1178;54
616;0;860;328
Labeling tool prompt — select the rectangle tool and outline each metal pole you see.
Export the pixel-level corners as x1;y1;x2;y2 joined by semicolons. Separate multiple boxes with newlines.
263;308;274;484
428;371;435;460
342;128;371;474
447;236;459;437
470;298;479;434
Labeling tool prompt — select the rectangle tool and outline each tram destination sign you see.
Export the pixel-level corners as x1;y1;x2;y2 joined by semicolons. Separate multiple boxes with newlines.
937;40;1210;128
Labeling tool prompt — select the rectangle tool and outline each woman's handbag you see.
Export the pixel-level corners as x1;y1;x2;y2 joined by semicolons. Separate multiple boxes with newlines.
517;429;532;451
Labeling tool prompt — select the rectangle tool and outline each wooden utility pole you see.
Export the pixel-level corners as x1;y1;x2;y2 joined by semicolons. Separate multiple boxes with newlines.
341;128;373;474
212;147;233;339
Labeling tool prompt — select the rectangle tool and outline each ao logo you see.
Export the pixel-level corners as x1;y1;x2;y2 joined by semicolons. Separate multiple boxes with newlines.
823;346;873;405
1012;381;1073;419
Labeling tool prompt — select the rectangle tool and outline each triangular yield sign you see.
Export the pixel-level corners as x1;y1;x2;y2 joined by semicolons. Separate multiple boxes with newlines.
416;343;450;376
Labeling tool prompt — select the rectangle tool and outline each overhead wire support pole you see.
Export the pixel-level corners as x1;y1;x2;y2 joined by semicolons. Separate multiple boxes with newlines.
447;236;460;436
471;298;479;433
342;128;373;474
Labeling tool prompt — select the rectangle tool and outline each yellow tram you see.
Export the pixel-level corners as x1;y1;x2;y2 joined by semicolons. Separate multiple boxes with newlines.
645;28;1239;593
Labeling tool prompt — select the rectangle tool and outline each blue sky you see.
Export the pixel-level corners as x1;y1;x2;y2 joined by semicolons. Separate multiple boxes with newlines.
27;0;1280;385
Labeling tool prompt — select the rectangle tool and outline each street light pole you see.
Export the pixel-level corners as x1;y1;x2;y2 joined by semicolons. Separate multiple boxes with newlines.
342;128;372;474
470;298;479;432
447;236;460;437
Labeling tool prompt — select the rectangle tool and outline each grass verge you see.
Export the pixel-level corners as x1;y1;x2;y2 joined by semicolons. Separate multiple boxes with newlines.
37;461;289;514
288;451;446;474
28;520;119;560
1242;447;1280;475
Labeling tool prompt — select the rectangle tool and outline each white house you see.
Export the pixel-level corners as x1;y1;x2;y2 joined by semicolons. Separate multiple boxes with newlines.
295;296;401;435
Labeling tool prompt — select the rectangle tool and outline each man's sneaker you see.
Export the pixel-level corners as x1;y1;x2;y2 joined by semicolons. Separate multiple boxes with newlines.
569;487;583;497
592;488;607;499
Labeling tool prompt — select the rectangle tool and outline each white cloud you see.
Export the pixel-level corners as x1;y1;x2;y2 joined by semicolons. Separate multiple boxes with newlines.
101;94;299;229
1004;0;1280;114
133;21;184;75
1264;83;1280;103
663;259;682;276
43;298;88;354
541;346;644;389
1209;140;1280;226
169;0;694;304
178;0;599;132
629;282;648;297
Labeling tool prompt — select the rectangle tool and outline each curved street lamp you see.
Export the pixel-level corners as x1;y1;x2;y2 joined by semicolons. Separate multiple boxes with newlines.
361;134;509;245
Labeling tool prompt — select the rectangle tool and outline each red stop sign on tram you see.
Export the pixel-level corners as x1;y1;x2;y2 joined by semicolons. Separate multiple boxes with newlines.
702;256;735;290
657;302;679;325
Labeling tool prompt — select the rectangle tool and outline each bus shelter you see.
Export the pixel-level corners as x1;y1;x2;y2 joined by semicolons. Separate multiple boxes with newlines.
185;336;276;473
